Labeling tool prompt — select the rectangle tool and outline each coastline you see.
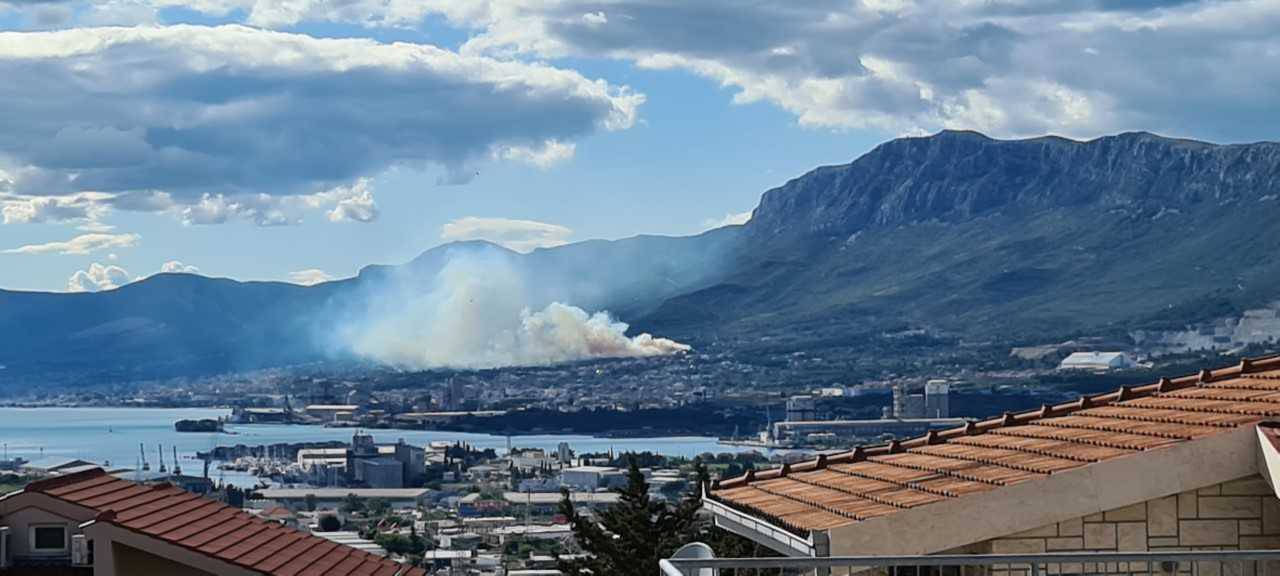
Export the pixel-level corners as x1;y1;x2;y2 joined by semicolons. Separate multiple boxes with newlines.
0;406;760;488
0;403;747;439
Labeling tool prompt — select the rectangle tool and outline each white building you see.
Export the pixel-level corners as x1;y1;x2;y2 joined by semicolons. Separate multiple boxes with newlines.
560;466;626;490
1058;351;1134;371
924;380;950;418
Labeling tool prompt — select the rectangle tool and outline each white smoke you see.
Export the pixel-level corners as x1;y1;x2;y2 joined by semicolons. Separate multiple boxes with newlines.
340;251;690;369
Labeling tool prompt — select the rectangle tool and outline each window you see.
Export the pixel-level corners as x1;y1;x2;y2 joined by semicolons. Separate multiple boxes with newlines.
30;525;67;553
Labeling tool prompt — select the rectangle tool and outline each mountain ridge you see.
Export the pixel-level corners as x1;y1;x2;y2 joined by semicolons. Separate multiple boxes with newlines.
4;129;1280;384
747;130;1280;242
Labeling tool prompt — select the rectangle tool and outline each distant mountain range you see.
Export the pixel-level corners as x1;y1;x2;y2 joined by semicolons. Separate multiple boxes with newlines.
4;130;1280;383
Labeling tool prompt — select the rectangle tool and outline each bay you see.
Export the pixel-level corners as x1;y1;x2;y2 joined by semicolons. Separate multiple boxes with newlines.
0;407;754;487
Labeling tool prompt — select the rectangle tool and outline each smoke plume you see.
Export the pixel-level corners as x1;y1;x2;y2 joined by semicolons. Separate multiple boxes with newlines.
339;250;690;369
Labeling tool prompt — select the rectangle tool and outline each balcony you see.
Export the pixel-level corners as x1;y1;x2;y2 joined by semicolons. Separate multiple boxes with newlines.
660;548;1280;576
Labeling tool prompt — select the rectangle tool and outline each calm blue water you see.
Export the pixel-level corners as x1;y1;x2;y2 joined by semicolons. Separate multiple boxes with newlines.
0;407;753;487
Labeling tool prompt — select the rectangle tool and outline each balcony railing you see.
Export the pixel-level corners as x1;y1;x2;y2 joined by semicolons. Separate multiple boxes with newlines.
660;548;1280;576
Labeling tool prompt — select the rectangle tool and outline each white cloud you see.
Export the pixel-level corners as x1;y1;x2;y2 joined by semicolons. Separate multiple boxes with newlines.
289;268;333;285
494;139;577;169
3;232;140;255
67;262;131;292
107;178;380;226
322;179;379;223
1;193;109;225
702;210;753;230
178;193;296;227
0;24;642;225
77;221;117;233
11;2;1273;142
440;216;573;253
159;260;200;274
427;0;1280;141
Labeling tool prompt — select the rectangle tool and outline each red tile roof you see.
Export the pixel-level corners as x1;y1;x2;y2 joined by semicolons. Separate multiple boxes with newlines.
709;355;1280;535
20;470;426;576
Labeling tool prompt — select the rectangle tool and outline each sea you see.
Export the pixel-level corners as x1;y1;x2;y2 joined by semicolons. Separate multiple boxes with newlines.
0;407;756;487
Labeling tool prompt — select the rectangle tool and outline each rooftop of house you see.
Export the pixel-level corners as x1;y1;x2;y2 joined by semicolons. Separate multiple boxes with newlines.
3;468;426;576
709;355;1280;536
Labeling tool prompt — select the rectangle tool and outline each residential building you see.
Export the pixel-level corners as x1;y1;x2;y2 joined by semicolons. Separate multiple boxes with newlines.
0;468;424;575
703;356;1280;573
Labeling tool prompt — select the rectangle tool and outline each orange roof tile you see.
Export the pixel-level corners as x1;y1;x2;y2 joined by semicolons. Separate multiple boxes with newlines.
21;469;426;576
708;355;1280;535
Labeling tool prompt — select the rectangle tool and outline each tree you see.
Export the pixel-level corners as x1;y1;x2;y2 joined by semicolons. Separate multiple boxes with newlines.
341;493;365;515
373;532;419;556
558;457;701;576
366;497;391;517
316;514;342;532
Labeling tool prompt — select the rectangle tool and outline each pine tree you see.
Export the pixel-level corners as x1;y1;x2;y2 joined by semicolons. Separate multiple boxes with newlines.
558;457;701;576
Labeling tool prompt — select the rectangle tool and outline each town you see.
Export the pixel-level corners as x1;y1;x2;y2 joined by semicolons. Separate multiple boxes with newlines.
2;425;765;574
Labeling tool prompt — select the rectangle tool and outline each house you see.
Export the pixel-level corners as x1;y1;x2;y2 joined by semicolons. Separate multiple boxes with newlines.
705;356;1280;572
1058;351;1135;371
0;468;426;575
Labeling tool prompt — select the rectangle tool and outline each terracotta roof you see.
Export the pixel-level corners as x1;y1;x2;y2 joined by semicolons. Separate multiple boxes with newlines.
19;469;426;576
709;355;1280;535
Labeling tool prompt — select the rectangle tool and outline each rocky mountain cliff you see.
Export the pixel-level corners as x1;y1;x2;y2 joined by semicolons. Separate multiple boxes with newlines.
640;130;1280;348
748;130;1280;240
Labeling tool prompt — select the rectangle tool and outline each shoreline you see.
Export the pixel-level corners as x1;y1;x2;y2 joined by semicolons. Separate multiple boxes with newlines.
0;405;749;445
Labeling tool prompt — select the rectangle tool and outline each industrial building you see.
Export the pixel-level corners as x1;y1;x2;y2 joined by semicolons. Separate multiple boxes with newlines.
889;380;951;419
1058;351;1136;371
785;395;818;422
559;466;627;491
291;432;426;488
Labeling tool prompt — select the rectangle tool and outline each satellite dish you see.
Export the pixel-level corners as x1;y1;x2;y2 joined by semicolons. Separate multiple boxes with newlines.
670;542;718;576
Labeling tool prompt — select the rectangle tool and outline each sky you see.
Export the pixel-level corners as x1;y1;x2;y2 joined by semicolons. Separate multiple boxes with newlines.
0;0;1278;292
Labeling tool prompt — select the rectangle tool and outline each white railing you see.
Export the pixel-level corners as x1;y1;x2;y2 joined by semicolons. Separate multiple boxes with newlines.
660;549;1280;576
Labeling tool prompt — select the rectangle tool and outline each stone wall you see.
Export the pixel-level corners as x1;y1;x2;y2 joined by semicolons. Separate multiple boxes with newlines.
983;474;1280;576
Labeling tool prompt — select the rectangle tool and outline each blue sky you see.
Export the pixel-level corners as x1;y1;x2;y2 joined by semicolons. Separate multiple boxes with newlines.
1;0;1278;292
